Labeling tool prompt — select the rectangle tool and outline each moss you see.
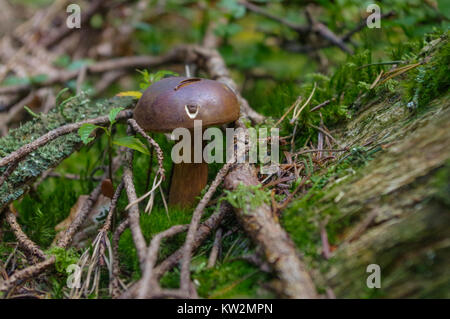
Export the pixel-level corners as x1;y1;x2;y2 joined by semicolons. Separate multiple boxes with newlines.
281;145;378;259
222;183;271;214
2;28;449;299
45;246;80;274
430;160;450;207
193;260;272;298
0;94;135;211
117;205;196;280
404;31;450;108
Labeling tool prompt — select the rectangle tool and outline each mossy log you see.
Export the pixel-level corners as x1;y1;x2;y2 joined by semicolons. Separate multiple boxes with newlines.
310;85;450;298
0;94;134;212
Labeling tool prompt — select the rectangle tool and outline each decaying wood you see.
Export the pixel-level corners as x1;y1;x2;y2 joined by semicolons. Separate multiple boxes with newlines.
224;164;318;299
322;91;450;298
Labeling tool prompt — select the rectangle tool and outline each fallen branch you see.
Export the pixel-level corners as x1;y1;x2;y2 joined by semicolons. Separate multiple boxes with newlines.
5;209;46;260
195;33;318;298
138;224;189;298
110;219;129;298
119;202;231;298
180;162;233;292
122;147;147;273
207;228;223;268
0;51;184;95
224;164;317;298
0;109;132;168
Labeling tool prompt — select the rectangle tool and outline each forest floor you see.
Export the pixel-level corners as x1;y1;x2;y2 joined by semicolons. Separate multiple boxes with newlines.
0;23;448;299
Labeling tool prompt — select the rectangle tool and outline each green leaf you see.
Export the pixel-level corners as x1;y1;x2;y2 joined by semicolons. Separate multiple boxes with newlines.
150;70;179;83
78;123;99;144
137;69;179;90
113;136;150;155
3;76;30;86
108;107;125;125
30;74;48;84
214;22;242;37
219;0;246;18
67;59;93;71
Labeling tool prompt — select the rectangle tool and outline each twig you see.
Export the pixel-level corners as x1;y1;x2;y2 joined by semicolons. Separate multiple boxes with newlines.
207;228;223;268
224;164;318;298
310;99;333;113
294;148;347;156
76;65;87;95
0;162;117;294
128;119;165;177
125;120;165;213
138;224;189;298
180;161;233;292
276;174;311;212
111;219;129;298
0;90;36;136
40;0;104;48
0;257;56;293
239;1;308;34
308;123;340;147
290;82;316;123
0;110;133;168
274;95;302;127
320;219;331;260
100;181;124;233
342;11;395;41
0;161;17;188
56;180;103;248
241;1;353;54
0;51;184;95
5;209;46;260
119;202;231;298
122;147;147;272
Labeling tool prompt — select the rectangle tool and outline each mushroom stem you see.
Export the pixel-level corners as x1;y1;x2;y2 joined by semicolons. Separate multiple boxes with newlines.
168;138;208;207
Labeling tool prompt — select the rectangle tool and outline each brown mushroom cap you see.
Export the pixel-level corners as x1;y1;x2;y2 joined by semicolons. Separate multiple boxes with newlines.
133;77;240;132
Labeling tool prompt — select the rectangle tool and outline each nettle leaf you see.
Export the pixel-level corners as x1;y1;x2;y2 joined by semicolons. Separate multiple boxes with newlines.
113;136;150;155
78;123;99;144
108;107;125;125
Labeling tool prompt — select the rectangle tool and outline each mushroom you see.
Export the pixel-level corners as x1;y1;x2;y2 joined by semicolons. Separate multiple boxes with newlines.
133;76;240;207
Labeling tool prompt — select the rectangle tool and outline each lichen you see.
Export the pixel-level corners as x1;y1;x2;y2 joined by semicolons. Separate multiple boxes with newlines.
0;95;134;211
